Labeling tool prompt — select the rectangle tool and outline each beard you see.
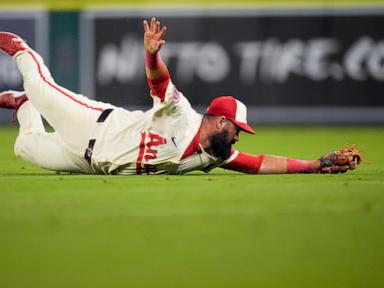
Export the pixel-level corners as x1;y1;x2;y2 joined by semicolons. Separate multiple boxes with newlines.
209;129;233;160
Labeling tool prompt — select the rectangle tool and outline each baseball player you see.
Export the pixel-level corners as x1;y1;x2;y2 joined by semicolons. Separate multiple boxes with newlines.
0;18;361;175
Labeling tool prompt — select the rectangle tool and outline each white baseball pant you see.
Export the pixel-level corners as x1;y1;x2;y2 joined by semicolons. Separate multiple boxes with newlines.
14;49;115;173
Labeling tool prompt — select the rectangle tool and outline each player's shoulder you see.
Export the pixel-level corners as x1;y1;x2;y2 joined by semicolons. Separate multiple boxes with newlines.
159;81;194;111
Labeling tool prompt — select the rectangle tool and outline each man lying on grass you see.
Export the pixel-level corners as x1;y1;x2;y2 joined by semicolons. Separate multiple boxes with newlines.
0;18;362;175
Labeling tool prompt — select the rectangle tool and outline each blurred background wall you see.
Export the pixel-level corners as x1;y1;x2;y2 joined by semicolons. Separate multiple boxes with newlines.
1;0;384;124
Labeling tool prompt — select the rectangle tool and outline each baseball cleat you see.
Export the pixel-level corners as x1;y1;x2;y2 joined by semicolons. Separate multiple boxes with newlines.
0;90;28;110
0;32;29;56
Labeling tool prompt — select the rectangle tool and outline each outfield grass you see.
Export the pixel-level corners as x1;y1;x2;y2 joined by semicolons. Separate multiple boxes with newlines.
0;126;383;288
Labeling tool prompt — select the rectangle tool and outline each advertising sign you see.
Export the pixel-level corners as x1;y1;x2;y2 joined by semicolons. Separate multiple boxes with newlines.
82;8;384;123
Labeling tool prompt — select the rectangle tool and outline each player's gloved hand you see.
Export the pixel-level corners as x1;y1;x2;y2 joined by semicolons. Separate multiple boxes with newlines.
318;146;362;174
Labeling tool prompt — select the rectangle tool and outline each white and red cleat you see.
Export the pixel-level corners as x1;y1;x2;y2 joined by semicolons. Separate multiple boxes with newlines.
0;90;28;110
0;32;29;57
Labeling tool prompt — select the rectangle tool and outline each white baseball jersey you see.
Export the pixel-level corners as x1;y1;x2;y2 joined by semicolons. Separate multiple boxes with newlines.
14;49;240;175
89;81;225;175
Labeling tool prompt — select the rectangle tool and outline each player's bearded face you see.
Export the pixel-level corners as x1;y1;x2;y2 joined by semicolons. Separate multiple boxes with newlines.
209;129;233;160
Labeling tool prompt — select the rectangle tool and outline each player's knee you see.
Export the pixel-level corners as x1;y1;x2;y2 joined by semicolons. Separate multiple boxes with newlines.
14;134;28;159
14;133;40;163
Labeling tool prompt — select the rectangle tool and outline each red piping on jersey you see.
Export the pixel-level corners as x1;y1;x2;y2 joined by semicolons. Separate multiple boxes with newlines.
27;51;104;112
180;126;202;160
136;132;146;175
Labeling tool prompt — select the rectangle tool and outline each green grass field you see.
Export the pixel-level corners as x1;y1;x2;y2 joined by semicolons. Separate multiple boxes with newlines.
0;125;383;288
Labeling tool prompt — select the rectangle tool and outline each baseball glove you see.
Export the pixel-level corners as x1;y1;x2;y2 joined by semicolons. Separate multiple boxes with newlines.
318;146;362;174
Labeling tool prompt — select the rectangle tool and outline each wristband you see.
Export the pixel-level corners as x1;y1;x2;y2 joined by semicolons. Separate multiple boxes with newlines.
145;51;163;69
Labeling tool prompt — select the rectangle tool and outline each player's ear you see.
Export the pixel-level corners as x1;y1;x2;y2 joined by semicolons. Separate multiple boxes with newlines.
216;116;227;130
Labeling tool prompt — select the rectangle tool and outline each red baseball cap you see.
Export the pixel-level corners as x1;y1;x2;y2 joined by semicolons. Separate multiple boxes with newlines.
206;96;256;134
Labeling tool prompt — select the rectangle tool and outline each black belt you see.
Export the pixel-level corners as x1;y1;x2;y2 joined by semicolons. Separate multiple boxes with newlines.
84;109;113;164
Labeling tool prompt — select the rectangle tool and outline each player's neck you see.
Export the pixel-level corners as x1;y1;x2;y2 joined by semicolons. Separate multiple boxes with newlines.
199;119;214;151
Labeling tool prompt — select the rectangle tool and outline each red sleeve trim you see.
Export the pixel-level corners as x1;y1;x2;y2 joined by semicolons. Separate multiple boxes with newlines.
147;71;170;102
222;152;264;174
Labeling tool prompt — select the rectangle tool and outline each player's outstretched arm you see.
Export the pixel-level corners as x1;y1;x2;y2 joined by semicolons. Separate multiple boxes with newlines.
143;17;168;79
143;17;171;101
222;147;362;174
223;152;320;174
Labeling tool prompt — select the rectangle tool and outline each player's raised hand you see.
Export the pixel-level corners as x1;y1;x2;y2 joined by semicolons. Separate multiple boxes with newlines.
143;17;167;54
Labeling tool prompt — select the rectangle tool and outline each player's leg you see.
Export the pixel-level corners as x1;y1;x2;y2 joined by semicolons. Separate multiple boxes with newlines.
0;32;115;153
17;50;115;152
14;101;93;173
